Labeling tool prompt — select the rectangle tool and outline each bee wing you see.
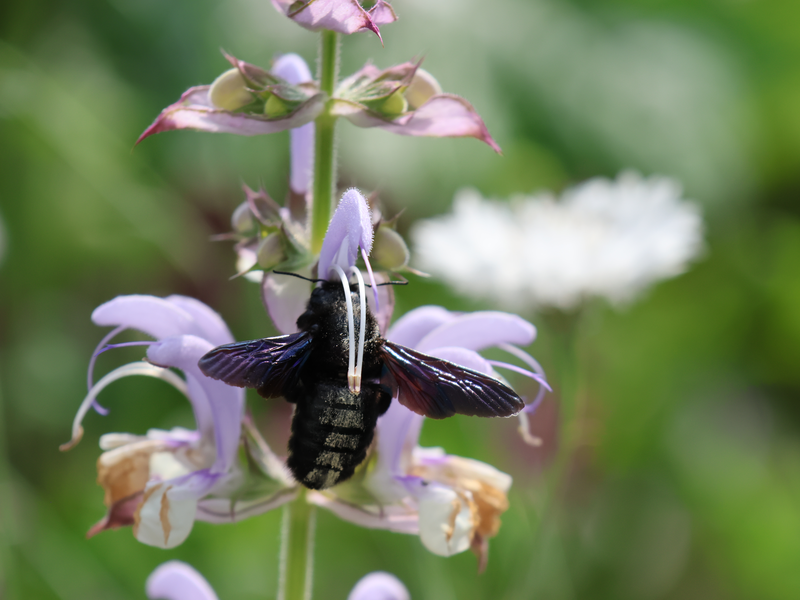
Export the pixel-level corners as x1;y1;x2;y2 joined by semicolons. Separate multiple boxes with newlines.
198;332;314;399
379;341;524;419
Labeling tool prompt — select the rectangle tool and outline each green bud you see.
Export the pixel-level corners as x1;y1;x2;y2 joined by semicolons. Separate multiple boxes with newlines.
209;69;254;111
405;68;442;110
264;94;291;118
257;234;285;270
379;90;408;117
373;227;410;271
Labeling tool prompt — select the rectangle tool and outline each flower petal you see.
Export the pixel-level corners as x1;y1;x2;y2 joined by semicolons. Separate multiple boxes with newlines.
271;0;385;39
366;0;397;26
196;488;297;523
164;295;234;346
146;561;220;600
417;311;535;354
385;305;455;348
409;480;474;556
134;481;201;549
318;189;373;280
137;86;325;144
366;271;395;334
273;54;315;196
306;491;419;534
425;346;494;376
348;572;410;600
262;270;313;334
368;401;424;503
147;336;244;474
340;94;501;153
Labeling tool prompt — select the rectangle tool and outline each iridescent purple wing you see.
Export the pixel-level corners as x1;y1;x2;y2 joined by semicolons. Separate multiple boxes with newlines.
379;341;524;419
198;332;314;399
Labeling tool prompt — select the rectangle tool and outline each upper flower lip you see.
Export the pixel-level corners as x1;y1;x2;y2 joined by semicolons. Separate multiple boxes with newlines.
271;0;397;42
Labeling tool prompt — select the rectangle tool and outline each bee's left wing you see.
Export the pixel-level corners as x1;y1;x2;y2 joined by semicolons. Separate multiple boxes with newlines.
199;332;314;399
379;341;524;419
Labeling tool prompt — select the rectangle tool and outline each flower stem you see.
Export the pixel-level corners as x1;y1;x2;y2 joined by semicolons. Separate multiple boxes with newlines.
278;491;316;600
310;30;340;254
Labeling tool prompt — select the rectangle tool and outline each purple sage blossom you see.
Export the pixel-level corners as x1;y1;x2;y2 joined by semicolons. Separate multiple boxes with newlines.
146;562;409;600
63;295;295;548
270;0;397;41
307;306;547;565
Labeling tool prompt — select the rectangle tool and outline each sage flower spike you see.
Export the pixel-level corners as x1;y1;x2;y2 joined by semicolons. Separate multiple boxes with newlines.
137;53;325;144
271;0;397;41
64;295;295;549
333;62;501;153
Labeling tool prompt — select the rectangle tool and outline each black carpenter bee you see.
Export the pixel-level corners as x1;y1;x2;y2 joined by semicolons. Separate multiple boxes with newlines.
198;276;524;490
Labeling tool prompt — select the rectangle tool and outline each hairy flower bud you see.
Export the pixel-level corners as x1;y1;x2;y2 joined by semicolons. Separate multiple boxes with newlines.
231;202;255;233
257;234;285;270
208;69;254;111
373;226;409;270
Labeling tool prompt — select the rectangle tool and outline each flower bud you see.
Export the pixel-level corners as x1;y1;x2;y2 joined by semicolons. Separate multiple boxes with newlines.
378;90;408;117
404;68;442;110
257;233;285;270
264;94;291;118
373;226;409;270
230;201;254;233
209;69;254;111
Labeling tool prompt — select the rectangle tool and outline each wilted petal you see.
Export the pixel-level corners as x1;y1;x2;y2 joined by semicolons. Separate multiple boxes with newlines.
348;572;410;600
146;561;219;600
410;480;474;556
87;494;141;537
338;94;501;153
262;270;314;334
137;86;325;144
147;336;244;474
271;0;388;39
318;189;373;279
417;312;535;354
134;481;200;549
273;54;315;196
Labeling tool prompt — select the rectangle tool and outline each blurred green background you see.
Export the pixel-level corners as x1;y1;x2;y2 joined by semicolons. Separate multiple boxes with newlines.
2;0;800;598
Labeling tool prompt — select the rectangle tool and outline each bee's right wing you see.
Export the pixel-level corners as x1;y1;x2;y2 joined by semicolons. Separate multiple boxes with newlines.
198;332;314;399
379;341;524;419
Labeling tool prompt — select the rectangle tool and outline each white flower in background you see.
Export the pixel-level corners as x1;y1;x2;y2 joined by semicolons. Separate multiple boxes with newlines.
413;171;703;311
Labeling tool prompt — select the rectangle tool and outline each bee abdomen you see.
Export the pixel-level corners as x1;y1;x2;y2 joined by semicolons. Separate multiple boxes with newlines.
287;381;383;490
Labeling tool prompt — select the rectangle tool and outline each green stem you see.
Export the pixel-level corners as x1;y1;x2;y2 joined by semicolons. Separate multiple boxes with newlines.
278;491;316;600
310;30;340;254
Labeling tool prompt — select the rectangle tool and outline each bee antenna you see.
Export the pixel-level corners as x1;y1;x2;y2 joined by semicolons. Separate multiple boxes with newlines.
373;280;409;287
271;270;326;284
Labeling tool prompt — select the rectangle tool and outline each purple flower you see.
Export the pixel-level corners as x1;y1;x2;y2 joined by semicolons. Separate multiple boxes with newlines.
62;295;295;548
145;562;409;600
307;306;548;565
270;0;397;41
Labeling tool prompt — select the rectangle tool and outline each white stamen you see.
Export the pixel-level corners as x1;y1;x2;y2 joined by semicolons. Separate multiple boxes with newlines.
330;265;357;393
60;362;188;452
349;266;367;394
360;247;380;312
